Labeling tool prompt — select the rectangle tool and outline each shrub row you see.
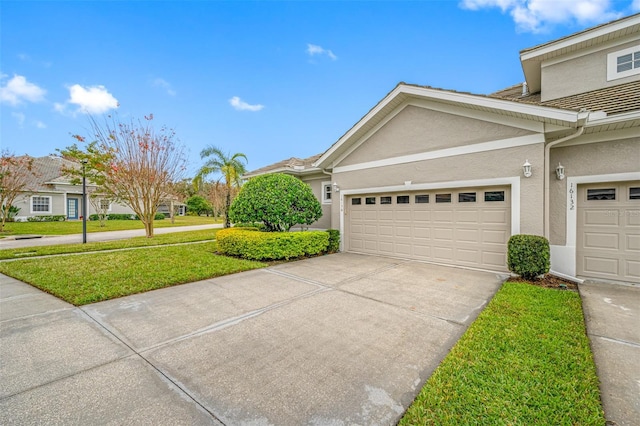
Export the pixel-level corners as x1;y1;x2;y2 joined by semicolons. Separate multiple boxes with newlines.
216;228;339;261
26;215;66;222
507;234;550;280
88;213;165;221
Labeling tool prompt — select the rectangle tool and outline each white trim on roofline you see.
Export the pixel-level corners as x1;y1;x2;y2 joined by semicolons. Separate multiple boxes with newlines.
338;176;521;251
542;33;640;68
333;134;545;174
243;167;322;179
315;84;582;169
520;14;640;61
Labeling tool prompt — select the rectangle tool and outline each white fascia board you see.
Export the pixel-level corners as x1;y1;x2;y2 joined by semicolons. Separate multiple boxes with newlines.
585;110;640;127
315;84;579;169
520;15;640;62
333;134;545;174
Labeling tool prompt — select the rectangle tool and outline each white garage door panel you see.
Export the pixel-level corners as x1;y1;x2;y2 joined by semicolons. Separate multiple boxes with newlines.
577;181;640;283
346;186;510;271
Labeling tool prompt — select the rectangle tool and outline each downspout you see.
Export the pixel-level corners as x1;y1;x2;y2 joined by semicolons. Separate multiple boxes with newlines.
544;111;589;238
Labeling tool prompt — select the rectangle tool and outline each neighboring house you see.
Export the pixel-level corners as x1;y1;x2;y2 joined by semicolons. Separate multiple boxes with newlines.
245;14;640;284
13;155;135;221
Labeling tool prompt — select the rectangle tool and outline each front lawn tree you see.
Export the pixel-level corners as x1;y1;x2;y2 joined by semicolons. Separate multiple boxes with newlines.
194;145;247;228
0;151;36;232
62;114;186;237
229;173;322;232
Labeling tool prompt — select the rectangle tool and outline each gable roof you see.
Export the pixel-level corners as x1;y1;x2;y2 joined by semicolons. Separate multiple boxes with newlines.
244;153;323;178
313;82;592;170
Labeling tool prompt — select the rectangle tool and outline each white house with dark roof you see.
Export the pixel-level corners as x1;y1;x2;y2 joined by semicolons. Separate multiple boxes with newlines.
246;14;640;284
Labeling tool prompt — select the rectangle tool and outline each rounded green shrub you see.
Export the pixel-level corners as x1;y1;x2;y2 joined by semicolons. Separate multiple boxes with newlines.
327;229;340;253
507;234;550;280
229;173;322;232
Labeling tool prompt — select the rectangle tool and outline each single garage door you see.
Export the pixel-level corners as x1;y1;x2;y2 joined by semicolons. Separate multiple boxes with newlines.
577;181;640;283
346;186;510;271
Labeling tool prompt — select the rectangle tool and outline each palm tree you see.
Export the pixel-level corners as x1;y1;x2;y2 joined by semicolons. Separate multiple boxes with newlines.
194;145;247;228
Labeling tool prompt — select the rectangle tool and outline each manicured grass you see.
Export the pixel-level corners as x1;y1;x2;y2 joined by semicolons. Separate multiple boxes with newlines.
0;242;266;305
400;282;605;425
0;229;218;260
0;215;220;236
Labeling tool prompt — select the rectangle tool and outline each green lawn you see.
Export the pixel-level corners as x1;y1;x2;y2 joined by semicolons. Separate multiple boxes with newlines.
0;215;220;236
0;242;266;305
400;282;605;425
0;229;218;260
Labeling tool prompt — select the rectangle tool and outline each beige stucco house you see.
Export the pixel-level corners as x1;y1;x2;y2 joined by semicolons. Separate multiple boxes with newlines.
246;14;640;284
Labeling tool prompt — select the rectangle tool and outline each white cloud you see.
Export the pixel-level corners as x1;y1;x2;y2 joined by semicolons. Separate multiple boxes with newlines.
59;84;119;115
229;96;264;112
307;44;338;61
0;75;46;105
460;0;623;32
632;0;640;10
152;77;176;96
35;120;47;129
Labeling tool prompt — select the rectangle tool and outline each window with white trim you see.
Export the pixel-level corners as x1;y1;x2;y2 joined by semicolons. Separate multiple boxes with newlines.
31;196;52;213
99;199;111;211
321;181;332;204
607;45;640;81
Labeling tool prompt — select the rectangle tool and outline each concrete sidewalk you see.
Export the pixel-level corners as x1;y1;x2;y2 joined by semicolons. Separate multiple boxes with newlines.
0;224;222;249
579;281;640;426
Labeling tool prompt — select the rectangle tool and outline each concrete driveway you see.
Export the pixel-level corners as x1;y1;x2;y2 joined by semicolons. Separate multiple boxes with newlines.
0;253;504;425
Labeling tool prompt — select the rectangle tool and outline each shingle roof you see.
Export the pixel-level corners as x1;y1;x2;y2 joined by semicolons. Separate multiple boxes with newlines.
489;80;640;116
244;153;323;177
23;155;82;192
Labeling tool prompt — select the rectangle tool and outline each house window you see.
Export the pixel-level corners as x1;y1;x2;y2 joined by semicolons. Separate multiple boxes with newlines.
380;196;392;204
629;187;640;200
99;199;111;211
587;188;615;201
397;195;410;204
351;198;361;205
415;194;429;204
607;45;640;81
365;197;376;205
458;192;476;203
436;193;451;203
485;191;505;202
31;196;52;213
322;182;332;204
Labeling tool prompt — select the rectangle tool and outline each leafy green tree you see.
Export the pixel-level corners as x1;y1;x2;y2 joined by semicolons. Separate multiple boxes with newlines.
229;173;322;232
186;195;212;216
194;145;247;228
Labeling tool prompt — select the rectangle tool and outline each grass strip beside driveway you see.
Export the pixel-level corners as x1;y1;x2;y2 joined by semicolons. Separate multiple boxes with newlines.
400;282;605;425
0;230;219;260
0;242;266;305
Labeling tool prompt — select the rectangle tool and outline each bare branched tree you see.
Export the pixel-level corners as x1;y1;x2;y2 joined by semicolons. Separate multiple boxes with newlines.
66;113;186;237
0;151;36;232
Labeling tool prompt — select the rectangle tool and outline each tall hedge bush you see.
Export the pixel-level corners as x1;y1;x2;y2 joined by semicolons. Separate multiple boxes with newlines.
507;234;550;280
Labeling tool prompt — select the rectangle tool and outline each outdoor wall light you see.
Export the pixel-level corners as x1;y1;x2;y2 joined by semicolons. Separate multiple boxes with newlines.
333;182;340;192
522;159;532;178
556;163;565;180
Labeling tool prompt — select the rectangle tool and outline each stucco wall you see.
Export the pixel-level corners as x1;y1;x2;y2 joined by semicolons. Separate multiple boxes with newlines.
549;137;640;245
331;143;546;236
301;176;332;230
541;39;640;101
341;105;533;166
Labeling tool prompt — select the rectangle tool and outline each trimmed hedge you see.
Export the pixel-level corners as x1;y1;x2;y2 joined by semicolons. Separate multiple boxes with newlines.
26;215;66;222
327;229;340;253
216;228;330;260
507;234;550;280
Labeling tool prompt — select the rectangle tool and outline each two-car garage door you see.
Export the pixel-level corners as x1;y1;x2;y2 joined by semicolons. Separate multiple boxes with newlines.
346;186;510;271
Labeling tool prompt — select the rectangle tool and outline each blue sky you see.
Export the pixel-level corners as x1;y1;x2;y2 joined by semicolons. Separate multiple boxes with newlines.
2;0;639;178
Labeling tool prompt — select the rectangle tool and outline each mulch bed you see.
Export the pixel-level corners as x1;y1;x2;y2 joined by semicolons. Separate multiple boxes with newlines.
507;274;579;291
